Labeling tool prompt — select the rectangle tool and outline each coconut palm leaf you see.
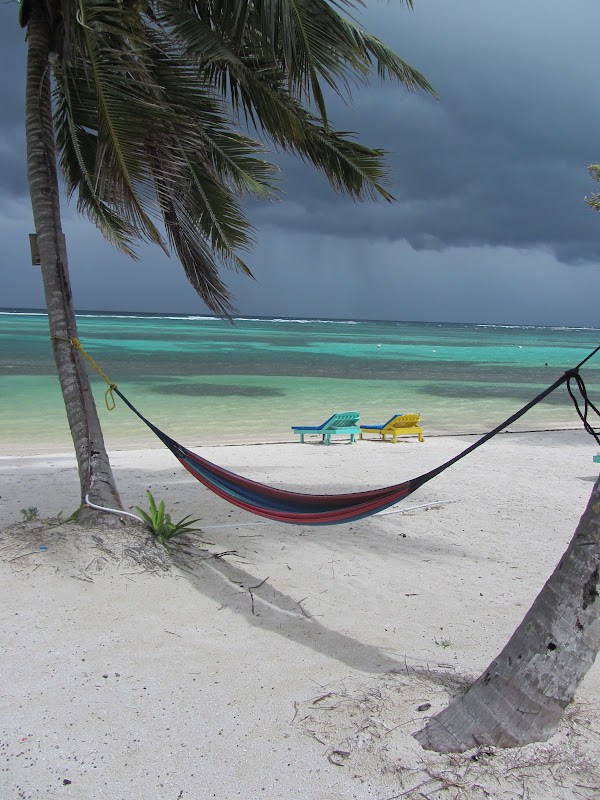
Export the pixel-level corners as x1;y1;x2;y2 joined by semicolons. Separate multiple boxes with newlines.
160;1;431;201
25;0;433;312
167;0;435;108
54;66;141;256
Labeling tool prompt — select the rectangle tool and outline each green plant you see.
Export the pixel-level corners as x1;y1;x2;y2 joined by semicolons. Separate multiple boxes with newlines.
435;638;453;650
134;491;201;550
20;507;39;522
46;507;86;527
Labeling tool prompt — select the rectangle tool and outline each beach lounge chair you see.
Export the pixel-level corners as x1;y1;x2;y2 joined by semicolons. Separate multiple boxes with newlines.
359;413;424;443
292;411;361;445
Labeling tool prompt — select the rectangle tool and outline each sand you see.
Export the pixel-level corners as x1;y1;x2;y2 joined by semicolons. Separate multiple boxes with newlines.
1;429;600;799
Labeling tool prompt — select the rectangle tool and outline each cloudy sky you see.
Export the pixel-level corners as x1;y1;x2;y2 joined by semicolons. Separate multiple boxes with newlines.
2;0;600;326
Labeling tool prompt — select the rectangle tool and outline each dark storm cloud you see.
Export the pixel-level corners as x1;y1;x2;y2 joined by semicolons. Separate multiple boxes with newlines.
2;0;600;325
0;129;27;197
4;0;600;261
243;0;600;266
248;0;600;266
0;14;27;198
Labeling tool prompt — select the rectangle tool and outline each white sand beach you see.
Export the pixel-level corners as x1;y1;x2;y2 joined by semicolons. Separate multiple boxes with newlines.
1;430;600;799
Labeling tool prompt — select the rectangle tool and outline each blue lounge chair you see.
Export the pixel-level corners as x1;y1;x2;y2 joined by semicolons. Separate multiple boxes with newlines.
292;411;361;445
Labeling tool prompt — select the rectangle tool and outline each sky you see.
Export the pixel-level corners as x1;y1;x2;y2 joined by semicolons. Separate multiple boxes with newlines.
2;0;600;327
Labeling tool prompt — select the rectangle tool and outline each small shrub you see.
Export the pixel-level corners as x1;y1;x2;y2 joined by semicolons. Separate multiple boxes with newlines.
20;507;39;522
134;491;201;550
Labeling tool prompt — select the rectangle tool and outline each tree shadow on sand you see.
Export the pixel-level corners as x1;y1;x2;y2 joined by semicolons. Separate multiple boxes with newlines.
170;538;404;674
0;522;475;691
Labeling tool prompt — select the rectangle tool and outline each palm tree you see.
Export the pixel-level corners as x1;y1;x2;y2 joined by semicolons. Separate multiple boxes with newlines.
415;471;600;751
19;0;434;518
411;167;600;753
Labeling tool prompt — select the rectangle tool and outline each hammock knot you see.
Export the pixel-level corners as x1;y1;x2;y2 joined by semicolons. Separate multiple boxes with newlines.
51;335;117;410
566;369;600;445
105;384;117;411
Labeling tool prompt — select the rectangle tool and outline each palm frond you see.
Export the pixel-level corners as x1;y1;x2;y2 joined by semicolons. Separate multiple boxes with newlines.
38;0;433;313
162;199;238;316
170;0;433;110
218;63;393;200
146;38;279;198
54;65;140;255
73;0;169;249
148;135;255;263
341;22;436;95
155;2;423;200
300;125;393;201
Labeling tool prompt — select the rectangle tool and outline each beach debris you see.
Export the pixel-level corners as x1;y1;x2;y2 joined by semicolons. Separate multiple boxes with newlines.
247;575;269;615
296;596;311;618
295;673;600;799
377;499;456;517
327;749;351;766
213;550;239;560
311;692;335;705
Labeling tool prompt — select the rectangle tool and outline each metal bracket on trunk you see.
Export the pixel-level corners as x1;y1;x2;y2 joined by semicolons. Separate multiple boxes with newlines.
29;233;40;265
28;232;66;266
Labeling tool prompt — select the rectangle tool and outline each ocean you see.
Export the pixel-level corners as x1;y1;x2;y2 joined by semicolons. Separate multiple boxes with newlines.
1;310;599;454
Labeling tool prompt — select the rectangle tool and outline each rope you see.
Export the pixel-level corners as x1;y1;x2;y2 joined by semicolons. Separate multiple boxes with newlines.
414;366;600;489
566;371;600;445
574;341;600;371
84;493;144;522
415;368;575;485
52;336;117;410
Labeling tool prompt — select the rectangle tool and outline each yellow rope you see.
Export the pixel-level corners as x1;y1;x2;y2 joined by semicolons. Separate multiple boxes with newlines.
52;336;117;410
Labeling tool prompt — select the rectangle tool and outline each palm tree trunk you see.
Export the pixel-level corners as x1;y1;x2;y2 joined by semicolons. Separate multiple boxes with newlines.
25;0;123;519
415;472;600;752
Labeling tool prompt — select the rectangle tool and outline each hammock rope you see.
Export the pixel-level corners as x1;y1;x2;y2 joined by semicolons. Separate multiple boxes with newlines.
566;371;600;445
63;337;600;526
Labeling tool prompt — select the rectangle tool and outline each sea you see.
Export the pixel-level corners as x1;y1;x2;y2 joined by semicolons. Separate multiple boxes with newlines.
1;309;599;454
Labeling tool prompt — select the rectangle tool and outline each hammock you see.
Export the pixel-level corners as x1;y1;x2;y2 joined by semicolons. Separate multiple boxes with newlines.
110;357;600;525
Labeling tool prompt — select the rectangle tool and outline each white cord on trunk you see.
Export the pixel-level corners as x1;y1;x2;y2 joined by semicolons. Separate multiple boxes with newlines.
84;494;144;523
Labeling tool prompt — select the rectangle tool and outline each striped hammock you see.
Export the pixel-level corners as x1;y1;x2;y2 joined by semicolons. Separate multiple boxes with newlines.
112;363;599;526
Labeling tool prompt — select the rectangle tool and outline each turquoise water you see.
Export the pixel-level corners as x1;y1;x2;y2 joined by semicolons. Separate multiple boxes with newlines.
1;310;599;453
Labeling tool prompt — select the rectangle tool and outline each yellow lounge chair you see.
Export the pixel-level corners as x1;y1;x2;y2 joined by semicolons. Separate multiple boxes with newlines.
359;413;424;443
